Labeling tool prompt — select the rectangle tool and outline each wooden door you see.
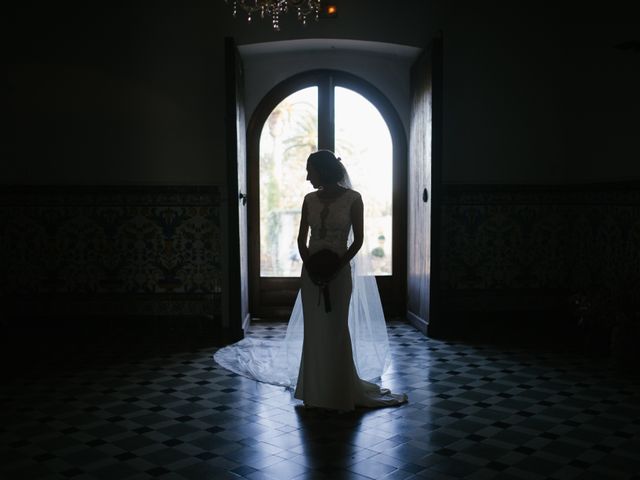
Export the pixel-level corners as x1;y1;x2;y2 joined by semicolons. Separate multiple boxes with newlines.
407;37;443;335
225;37;248;342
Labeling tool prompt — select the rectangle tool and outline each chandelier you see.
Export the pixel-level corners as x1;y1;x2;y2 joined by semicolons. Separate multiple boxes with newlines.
225;0;322;31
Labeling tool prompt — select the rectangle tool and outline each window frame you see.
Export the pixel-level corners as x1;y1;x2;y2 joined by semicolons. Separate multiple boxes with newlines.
247;69;407;319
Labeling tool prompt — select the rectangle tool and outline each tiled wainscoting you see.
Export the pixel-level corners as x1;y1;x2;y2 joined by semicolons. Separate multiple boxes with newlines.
437;183;640;343
0;186;223;334
3;182;639;348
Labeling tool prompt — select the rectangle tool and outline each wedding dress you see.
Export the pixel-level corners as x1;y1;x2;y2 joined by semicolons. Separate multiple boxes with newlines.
214;186;407;411
293;189;407;410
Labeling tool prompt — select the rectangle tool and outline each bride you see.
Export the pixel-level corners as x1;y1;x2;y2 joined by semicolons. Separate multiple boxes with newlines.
214;150;407;411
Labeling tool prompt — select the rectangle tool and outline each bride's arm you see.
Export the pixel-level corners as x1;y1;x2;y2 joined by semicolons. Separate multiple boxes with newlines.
297;197;310;263
342;195;364;266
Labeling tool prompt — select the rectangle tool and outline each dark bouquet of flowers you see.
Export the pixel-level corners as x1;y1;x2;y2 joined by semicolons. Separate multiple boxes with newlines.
305;249;342;313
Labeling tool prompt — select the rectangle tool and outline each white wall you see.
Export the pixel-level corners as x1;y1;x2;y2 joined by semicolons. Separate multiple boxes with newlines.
240;40;420;140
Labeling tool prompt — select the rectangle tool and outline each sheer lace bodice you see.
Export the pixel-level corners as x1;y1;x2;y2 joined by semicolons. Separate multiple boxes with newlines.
305;189;360;256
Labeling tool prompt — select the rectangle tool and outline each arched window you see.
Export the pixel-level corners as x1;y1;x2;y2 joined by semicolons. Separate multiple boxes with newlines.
248;70;406;318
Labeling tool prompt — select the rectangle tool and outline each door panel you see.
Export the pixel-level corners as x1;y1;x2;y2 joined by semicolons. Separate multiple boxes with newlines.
407;38;442;334
225;37;247;340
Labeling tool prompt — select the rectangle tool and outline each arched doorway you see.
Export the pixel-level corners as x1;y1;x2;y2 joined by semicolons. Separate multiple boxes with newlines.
247;70;407;319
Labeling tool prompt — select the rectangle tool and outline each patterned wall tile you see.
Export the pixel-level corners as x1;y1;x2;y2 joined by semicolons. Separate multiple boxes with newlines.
0;186;222;318
441;184;640;307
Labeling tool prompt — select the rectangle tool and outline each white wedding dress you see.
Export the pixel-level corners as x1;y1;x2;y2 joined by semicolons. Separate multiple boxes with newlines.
293;189;407;410
214;188;407;411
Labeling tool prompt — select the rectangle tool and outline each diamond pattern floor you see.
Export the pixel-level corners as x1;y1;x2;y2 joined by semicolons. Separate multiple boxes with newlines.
2;321;639;479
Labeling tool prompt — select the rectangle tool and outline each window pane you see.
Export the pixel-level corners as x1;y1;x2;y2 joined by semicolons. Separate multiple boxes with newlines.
335;87;393;275
259;87;318;277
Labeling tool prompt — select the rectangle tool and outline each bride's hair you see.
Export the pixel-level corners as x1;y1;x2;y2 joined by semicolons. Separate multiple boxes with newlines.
307;150;345;184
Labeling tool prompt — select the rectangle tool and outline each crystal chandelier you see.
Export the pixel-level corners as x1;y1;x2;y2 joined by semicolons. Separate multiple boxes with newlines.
225;0;321;31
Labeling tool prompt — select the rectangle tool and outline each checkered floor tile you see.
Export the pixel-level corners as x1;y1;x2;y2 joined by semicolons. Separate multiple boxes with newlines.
2;321;639;479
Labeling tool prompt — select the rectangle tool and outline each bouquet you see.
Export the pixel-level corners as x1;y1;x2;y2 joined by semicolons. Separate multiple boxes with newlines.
305;249;342;313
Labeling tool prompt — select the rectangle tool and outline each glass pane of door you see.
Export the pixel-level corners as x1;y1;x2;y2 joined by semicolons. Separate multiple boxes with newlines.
259;87;318;277
335;87;393;275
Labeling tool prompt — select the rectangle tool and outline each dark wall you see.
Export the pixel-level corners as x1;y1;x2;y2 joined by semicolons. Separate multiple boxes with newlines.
432;4;640;345
7;4;639;185
6;5;225;184
4;2;639;344
441;3;640;184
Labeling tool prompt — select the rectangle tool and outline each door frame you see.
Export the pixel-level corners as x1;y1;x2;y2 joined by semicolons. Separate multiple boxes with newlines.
246;69;407;319
428;36;444;336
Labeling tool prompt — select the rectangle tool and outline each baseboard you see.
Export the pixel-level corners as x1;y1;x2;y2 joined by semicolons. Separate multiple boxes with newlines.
242;313;251;331
406;310;428;335
2;314;220;345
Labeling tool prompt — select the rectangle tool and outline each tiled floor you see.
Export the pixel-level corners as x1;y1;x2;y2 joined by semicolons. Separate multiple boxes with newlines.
2;321;640;479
